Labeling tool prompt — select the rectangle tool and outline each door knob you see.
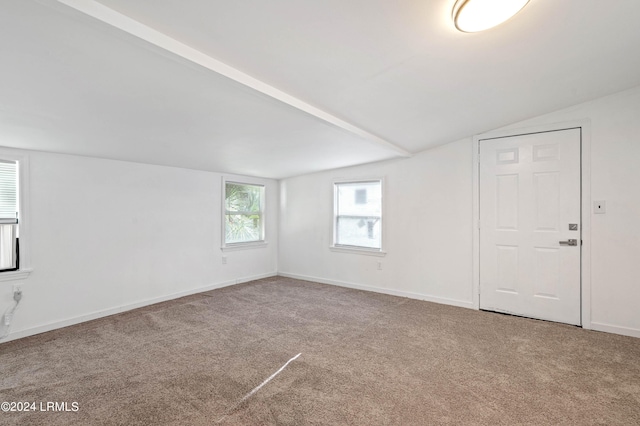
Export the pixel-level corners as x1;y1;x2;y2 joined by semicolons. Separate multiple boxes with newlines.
559;239;578;246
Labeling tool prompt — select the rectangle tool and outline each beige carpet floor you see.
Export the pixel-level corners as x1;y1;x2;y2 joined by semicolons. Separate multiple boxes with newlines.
1;276;639;425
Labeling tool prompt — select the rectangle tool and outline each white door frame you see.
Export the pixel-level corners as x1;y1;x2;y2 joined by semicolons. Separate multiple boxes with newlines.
472;119;592;329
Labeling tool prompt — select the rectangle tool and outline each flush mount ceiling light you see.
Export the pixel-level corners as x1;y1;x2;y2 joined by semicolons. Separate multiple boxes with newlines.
452;0;530;33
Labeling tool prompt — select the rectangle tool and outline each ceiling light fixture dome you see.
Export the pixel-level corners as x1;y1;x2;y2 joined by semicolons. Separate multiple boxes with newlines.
452;0;530;33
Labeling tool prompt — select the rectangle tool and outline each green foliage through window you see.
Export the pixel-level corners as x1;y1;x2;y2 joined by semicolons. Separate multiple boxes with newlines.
225;182;264;244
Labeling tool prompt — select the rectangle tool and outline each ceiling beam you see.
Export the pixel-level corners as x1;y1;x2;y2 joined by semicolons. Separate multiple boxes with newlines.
55;0;412;158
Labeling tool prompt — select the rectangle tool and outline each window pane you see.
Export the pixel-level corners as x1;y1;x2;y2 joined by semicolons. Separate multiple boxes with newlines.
337;182;381;217
0;223;16;270
0;161;17;220
335;181;382;249
336;216;381;248
225;214;262;244
226;183;261;213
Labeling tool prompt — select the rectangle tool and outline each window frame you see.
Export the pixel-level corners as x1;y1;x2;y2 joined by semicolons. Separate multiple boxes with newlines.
0;149;32;282
331;178;386;256
221;177;267;251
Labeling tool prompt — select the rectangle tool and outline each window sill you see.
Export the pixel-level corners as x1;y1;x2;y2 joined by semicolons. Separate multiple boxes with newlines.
221;241;268;252
0;268;33;282
330;246;387;257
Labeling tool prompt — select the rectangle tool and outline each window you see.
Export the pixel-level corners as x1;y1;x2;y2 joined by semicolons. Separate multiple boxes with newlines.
223;181;265;246
333;180;383;252
0;152;30;282
0;160;18;272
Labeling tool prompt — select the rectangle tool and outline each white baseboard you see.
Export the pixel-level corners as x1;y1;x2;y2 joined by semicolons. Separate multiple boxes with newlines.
278;272;475;309
590;322;640;339
1;271;277;343
237;272;278;284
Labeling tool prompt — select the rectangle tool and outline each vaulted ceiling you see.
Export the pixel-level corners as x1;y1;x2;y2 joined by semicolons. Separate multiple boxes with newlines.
2;0;640;178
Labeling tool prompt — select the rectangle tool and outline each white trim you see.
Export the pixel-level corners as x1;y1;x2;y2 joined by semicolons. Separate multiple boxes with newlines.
222;241;268;252
579;122;592;330
0;271;277;343
472;119;592;328
235;272;277;284
329;246;387;257
0;269;33;282
278;272;475;309
54;0;411;158
590;322;640;339
472;138;480;309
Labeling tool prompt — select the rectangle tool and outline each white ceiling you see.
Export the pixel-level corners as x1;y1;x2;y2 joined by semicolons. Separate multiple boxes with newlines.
2;0;640;179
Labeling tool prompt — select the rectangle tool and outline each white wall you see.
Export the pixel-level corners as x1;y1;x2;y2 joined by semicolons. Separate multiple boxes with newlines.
0;150;278;341
279;85;640;338
2;85;639;342
279;138;475;308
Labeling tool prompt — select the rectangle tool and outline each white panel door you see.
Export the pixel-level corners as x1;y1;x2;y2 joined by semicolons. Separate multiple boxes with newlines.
479;128;581;325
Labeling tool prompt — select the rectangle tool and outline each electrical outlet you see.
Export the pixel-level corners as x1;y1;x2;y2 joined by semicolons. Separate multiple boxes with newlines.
222;255;227;265
12;284;22;301
377;261;382;271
